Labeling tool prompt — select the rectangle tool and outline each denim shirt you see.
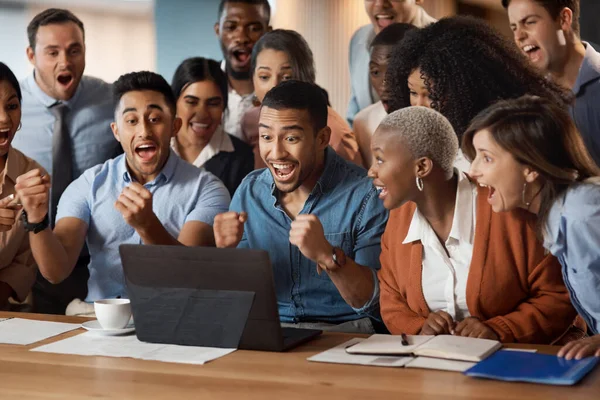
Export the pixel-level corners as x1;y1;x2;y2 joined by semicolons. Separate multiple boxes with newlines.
230;147;388;324
544;182;600;334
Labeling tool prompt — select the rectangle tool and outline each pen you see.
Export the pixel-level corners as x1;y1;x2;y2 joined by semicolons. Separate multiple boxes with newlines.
401;333;409;346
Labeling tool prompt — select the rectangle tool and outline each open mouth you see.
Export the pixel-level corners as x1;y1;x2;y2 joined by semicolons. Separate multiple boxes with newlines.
57;72;74;87
134;142;158;162
232;48;251;66
271;162;297;182
479;183;496;203
374;183;388;199
522;44;541;62
375;14;395;29
190;122;211;135
0;128;11;146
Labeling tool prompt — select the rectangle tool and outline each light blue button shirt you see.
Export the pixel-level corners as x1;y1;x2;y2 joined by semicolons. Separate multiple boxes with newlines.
13;73;122;178
56;151;231;302
544;182;600;334
231;147;388;324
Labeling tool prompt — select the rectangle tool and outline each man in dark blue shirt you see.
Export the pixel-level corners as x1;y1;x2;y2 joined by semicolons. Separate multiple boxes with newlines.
214;80;388;333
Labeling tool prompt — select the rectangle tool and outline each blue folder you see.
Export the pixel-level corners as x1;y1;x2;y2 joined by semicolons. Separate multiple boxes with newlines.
464;350;599;385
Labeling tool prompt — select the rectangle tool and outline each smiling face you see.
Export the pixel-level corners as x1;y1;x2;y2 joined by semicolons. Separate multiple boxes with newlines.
111;90;181;184
215;2;269;80
468;129;533;212
365;0;421;34
407;68;433;108
27;22;85;101
258;106;328;194
368;126;419;210
253;49;293;104
507;0;566;73
175;80;224;147
0;80;21;159
370;44;393;111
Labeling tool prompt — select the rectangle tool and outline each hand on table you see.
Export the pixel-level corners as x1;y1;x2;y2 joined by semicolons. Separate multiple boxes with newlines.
558;335;600;360
420;311;455;335
454;317;499;340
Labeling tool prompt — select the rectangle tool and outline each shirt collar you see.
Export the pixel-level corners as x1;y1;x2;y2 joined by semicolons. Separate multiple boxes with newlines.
403;170;474;245
170;126;234;168
573;42;600;95
27;71;83;108
120;149;178;185
447;170;475;244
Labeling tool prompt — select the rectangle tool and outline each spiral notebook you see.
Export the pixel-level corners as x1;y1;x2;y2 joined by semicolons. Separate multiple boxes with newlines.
464;350;600;385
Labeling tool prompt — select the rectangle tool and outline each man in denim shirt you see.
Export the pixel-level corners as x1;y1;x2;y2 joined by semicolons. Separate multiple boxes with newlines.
214;80;388;333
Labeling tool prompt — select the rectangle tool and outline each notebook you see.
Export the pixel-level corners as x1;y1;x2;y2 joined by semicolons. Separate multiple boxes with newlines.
464;350;600;385
308;338;477;372
346;334;502;362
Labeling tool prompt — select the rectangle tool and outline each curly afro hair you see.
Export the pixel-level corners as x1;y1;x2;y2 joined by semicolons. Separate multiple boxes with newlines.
386;16;572;141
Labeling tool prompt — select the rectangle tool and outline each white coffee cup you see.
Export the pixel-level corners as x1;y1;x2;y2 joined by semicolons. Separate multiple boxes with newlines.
94;299;132;330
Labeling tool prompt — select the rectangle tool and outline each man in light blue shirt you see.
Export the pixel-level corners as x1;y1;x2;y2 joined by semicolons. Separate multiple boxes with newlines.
214;81;388;333
12;8;122;313
15;71;230;303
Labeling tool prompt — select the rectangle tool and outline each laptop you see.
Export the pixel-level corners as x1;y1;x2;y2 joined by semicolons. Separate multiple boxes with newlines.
119;244;321;352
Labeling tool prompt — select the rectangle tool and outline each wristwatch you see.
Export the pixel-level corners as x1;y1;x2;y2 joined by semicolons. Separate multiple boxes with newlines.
21;210;49;233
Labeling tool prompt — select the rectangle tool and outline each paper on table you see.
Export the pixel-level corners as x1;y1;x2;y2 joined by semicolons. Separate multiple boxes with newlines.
405;356;476;372
308;338;414;368
0;318;8;322
0;318;80;345
32;332;236;365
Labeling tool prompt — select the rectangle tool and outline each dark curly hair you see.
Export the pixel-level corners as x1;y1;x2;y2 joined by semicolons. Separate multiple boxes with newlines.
386;16;572;141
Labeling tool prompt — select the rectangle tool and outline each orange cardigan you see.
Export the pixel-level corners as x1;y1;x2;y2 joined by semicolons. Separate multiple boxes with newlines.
378;186;577;344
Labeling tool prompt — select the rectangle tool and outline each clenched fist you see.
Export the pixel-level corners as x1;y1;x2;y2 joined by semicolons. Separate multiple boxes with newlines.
214;211;247;248
114;183;157;231
14;169;50;224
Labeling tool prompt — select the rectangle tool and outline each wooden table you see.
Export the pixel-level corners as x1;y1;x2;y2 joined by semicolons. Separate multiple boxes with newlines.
0;312;598;399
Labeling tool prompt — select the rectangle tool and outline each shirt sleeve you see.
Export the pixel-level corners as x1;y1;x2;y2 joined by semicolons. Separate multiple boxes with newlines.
56;168;94;225
185;172;231;226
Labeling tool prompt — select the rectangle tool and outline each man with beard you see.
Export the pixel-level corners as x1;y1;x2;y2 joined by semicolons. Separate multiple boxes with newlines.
504;0;600;165
214;0;271;140
13;9;122;314
214;81;388;333
15;71;230;305
347;0;435;126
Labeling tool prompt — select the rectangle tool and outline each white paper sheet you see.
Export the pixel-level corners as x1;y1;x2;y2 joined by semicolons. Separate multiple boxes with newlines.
0;318;8;322
307;338;414;368
31;332;236;365
0;318;80;345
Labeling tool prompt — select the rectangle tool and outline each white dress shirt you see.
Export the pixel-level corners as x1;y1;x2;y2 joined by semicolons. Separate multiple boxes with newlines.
171;126;235;168
403;171;478;320
221;61;255;140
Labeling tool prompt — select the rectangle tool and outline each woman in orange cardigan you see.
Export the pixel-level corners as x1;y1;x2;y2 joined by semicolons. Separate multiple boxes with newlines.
368;106;576;344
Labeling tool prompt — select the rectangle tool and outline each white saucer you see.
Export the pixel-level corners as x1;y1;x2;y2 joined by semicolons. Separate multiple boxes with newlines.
81;320;135;335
